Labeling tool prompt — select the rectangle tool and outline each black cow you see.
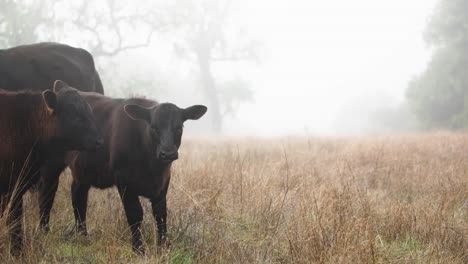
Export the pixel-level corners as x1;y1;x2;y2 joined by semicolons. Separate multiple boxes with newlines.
38;92;207;253
0;42;104;94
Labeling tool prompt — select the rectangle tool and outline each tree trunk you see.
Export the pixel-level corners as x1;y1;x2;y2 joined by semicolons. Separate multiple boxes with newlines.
197;49;222;133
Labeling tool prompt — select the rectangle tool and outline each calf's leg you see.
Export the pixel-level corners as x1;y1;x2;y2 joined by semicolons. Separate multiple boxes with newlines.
0;193;7;217
151;182;170;246
38;163;65;232
118;186;145;254
151;196;168;246
71;180;90;235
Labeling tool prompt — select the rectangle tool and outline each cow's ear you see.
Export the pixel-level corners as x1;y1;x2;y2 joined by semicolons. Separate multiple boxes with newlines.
42;90;58;113
124;104;151;123
53;80;68;92
183;105;207;121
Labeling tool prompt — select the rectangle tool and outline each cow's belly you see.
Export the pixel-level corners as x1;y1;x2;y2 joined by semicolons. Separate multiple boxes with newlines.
92;175;114;189
128;181;165;199
73;162;114;189
126;172;170;199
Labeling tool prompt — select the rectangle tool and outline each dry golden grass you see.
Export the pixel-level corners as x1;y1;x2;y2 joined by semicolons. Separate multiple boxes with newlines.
0;132;467;263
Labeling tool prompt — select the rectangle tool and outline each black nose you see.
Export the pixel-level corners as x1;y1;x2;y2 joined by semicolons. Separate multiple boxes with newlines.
159;151;178;161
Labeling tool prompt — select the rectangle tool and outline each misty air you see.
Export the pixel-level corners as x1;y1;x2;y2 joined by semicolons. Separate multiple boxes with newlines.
0;0;466;262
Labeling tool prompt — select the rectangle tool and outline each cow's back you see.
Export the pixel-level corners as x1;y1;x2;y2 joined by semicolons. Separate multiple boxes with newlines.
0;42;104;94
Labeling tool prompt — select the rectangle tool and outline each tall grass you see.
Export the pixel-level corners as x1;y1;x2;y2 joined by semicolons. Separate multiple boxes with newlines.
0;132;467;263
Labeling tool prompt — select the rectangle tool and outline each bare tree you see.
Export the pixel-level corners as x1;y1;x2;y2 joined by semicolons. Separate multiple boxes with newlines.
70;0;170;58
0;0;171;97
170;0;259;132
1;0;258;132
0;0;165;56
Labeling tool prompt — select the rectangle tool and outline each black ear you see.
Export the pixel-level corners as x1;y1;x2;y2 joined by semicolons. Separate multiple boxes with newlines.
53;80;68;92
183;105;207;120
42;90;57;113
124;104;151;124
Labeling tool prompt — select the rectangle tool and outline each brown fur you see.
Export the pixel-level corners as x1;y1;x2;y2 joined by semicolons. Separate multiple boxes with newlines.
0;90;58;193
39;93;207;253
0;86;102;254
0;90;56;160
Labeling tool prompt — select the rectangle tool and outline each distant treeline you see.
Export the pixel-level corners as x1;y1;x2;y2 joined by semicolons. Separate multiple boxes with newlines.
407;0;468;130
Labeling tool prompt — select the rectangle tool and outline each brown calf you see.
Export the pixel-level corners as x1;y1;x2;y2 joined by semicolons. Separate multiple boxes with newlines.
38;92;207;253
0;81;102;254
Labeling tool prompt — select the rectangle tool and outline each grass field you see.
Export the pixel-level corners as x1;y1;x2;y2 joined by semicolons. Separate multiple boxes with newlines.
0;132;467;263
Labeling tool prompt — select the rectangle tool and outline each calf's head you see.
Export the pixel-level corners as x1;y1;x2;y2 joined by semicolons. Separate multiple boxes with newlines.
124;102;207;162
43;80;103;151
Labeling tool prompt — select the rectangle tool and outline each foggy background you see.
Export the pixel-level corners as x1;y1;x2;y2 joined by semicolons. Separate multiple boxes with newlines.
2;0;465;137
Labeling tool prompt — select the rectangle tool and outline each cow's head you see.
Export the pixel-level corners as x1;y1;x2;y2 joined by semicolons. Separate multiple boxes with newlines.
43;80;103;151
124;102;207;162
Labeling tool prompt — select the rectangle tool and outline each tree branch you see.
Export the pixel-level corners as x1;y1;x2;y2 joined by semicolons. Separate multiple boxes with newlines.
72;0;159;58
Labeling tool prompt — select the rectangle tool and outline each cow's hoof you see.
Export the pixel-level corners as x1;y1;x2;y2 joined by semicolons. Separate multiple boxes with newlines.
10;245;22;257
40;224;50;233
62;225;87;240
133;245;146;255
158;238;172;249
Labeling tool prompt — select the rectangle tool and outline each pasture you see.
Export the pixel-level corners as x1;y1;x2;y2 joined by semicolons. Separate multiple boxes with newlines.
0;132;467;263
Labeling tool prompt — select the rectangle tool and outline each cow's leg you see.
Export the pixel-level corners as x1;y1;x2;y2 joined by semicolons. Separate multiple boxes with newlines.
38;163;66;232
151;195;168;247
0;193;7;217
7;193;24;255
71;180;90;235
118;186;145;254
151;181;170;247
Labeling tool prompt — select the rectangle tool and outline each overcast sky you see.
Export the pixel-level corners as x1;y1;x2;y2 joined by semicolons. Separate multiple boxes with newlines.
222;0;438;136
